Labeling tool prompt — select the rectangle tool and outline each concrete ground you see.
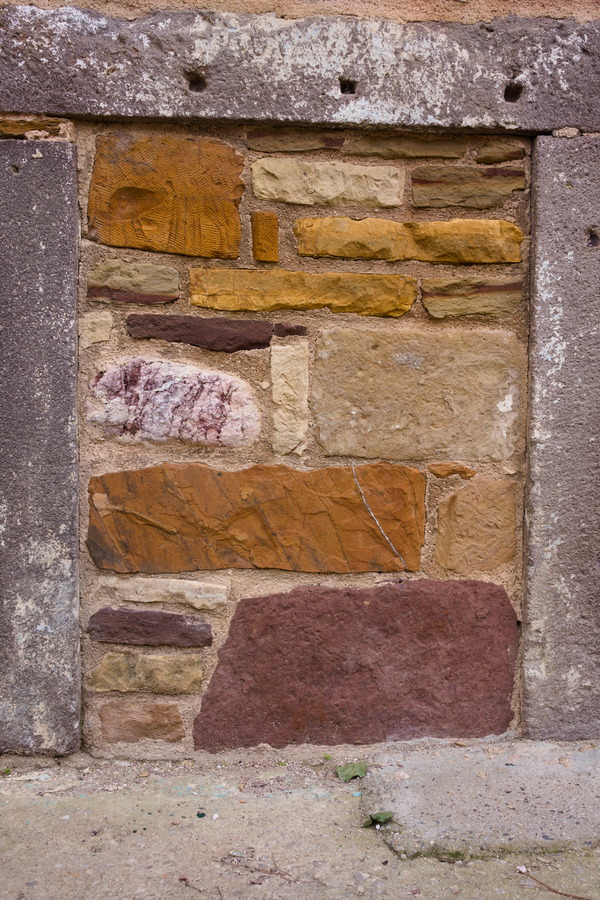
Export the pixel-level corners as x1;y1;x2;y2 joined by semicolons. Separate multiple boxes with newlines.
1;741;599;900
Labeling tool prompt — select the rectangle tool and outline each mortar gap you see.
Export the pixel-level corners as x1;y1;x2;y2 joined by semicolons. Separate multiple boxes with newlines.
504;81;523;103
339;78;357;95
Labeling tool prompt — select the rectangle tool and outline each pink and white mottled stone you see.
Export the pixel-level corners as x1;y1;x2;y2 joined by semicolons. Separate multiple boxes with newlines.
88;358;260;447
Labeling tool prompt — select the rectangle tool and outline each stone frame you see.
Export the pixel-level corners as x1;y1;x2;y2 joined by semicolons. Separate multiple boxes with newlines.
1;7;598;752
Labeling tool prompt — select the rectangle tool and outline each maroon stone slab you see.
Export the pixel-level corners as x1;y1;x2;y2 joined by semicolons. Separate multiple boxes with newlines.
193;580;518;750
88;607;212;647
126;314;307;352
88;285;177;305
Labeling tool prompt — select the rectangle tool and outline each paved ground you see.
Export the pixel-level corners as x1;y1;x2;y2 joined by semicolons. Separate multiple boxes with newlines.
1;743;599;900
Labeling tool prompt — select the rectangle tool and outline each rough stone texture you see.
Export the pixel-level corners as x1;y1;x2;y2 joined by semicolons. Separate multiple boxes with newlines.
88;358;260;447
343;133;468;159
436;478;517;574
1;10;599;132
271;342;309;455
127;314;276;352
87;259;180;305
526;137;600;740
87;134;244;258
251;158;404;207
87;608;213;648
428;462;476;480
251;210;279;262
312;328;522;461
0;141;79;754
80;310;113;350
190;267;417;317
294;217;523;263
0;115;73;140
411;166;526;208
193;580;518;750
421;276;522;318
93;576;229;612
89;651;203;694
247;127;345;152
476;138;526;164
87;462;426;574
98;699;185;743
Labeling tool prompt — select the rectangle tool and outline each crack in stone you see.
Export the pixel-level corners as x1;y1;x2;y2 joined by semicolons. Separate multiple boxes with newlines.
351;464;407;569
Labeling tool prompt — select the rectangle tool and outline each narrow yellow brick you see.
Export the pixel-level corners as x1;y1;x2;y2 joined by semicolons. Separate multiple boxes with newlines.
251;211;279;262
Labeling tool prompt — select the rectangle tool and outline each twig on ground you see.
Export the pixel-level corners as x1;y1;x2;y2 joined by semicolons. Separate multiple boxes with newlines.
525;872;594;900
178;876;222;898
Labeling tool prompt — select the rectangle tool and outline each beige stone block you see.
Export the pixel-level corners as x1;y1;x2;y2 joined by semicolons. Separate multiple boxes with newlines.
93;576;229;611
294;217;524;263
343;133;468;159
271;342;309;455
98;699;185;742
251;158;404;207
247;127;345;152
190;268;417;318
89;651;203;694
88;259;180;304
80;310;113;349
412;166;526;208
435;478;517;574
421;276;522;318
312;328;523;461
476;139;526;165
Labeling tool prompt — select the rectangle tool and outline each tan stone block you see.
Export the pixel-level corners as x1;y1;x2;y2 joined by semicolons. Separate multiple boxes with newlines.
89;651;203;694
88;134;244;258
343;133;468;159
80;310;113;350
190;268;417;317
251;158;404;207
312;328;523;461
412;166;526;208
98;699;185;742
421;276;522;318
428;463;476;480
435;478;517;574
247;127;345;152
294;216;524;263
476;139;526;165
251;210;279;262
88;259;180;305
271;342;309;455
93;576;229;611
0;115;73;140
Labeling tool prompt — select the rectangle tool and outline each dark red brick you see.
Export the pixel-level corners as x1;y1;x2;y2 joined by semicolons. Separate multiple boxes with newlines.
126;314;307;352
88;607;212;647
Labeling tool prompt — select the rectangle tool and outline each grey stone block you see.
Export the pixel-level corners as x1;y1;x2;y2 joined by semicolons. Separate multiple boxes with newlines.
526;136;600;739
0;8;599;131
0;141;80;754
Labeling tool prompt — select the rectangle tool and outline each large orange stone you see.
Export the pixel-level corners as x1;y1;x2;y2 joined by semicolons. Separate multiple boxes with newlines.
87;133;244;258
87;462;425;574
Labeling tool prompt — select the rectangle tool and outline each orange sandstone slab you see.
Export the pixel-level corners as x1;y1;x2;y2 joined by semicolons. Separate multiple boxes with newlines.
87;462;425;574
251;210;279;262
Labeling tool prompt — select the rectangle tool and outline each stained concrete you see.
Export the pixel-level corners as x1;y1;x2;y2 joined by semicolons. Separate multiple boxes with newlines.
0;141;79;754
0;9;599;131
526;136;600;740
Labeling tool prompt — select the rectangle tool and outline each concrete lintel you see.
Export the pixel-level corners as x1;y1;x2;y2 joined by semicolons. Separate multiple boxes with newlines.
0;140;80;754
0;8;599;132
526;136;600;739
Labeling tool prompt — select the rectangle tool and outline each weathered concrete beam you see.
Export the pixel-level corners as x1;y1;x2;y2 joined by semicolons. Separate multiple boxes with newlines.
0;140;80;754
0;8;599;131
525;136;600;739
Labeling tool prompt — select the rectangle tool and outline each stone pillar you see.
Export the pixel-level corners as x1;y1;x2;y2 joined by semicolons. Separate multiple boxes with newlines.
0;140;80;753
525;136;600;739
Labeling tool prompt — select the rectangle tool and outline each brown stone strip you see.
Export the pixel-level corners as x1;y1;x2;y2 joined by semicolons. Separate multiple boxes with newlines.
87;285;178;305
126;314;307;351
87;607;212;647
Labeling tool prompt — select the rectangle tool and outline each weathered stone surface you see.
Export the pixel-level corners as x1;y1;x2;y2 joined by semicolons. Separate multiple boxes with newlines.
87;134;244;258
313;328;522;461
0;141;79;754
89;651;203;694
2;10;599;133
127;314;274;352
251;210;279;262
476;139;527;164
294;217;523;263
0;115;73;140
252;158;404;207
87;259;180;305
526;137;600;740
87;462;426;574
190;268;417;317
247;127;345;152
435;478;517;574
93;576;228;612
88;359;260;447
428;462;476;480
421;276;522;318
99;699;185;743
87;608;212;648
412;166;526;208
80;310;113;350
271;343;309;455
343;133;468;159
193;580;518;750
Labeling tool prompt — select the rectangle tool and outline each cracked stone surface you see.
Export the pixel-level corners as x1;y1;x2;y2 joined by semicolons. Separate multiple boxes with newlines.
88;358;260;447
